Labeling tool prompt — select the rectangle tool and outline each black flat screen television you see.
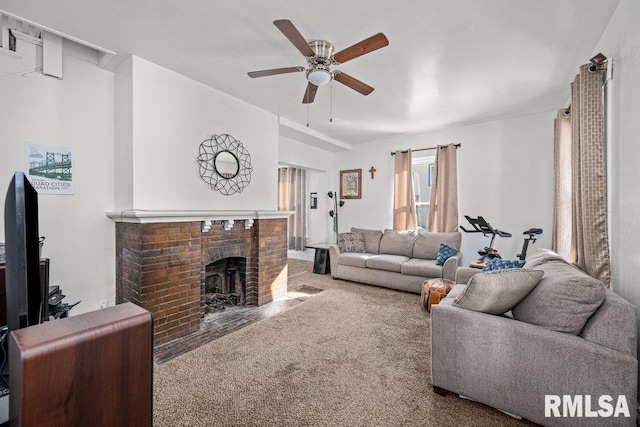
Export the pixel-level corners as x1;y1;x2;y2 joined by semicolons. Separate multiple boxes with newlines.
1;172;46;390
3;172;43;331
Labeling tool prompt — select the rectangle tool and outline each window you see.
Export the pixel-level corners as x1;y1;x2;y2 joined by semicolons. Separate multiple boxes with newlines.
412;157;434;230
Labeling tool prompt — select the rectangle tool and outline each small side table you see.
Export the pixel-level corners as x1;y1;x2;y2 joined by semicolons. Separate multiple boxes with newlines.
421;278;454;311
307;243;333;275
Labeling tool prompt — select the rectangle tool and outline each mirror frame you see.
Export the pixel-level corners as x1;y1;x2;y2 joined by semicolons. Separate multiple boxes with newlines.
197;134;253;195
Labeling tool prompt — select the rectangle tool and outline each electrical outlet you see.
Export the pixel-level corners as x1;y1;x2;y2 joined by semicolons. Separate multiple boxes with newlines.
100;301;107;309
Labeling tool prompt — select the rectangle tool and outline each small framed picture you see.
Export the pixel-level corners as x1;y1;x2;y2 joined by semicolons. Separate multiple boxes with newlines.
340;169;362;199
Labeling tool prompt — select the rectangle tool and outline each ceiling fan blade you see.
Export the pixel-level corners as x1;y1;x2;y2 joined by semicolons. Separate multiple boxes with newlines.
334;72;374;96
302;83;318;104
247;67;304;78
333;33;389;64
273;19;315;57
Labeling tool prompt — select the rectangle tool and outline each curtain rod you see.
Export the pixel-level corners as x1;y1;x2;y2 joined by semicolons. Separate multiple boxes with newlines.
390;143;461;156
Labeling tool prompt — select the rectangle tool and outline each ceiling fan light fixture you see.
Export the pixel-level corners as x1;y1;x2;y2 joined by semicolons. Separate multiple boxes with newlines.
250;20;388;104
307;69;332;86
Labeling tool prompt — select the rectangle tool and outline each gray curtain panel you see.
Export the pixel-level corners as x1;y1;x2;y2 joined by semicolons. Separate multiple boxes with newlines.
278;167;307;251
428;143;459;232
553;64;610;286
570;64;610;286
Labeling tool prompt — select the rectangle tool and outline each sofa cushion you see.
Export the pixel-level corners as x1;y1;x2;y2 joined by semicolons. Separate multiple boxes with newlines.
453;269;544;315
413;232;461;260
523;248;567;269
400;258;442;277
379;229;416;257
435;243;457;266
365;254;411;273
512;252;606;335
337;232;365;253
482;258;526;271
336;253;372;268
350;227;383;254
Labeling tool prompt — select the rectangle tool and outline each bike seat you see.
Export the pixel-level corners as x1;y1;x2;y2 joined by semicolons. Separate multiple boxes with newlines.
523;228;543;235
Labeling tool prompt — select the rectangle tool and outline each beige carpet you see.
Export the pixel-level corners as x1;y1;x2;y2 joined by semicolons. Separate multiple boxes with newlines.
153;260;531;426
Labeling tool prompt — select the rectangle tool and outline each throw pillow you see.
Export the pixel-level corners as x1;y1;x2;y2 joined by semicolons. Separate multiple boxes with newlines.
453;269;544;315
512;256;606;335
337;232;365;253
435;243;457;266
350;227;383;254
482;258;526;271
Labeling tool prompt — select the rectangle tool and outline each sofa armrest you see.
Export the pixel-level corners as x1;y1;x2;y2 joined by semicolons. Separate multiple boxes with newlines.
328;244;340;278
580;289;637;356
442;254;460;281
431;304;637;425
455;266;480;284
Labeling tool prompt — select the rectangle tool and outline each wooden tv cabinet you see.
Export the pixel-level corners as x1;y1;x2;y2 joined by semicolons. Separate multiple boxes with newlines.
8;303;153;426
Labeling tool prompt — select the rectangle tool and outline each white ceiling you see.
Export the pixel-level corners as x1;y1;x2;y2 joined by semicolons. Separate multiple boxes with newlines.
0;0;620;146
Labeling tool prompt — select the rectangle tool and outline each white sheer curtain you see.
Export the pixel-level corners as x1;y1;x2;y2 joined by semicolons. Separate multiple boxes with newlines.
278;167;307;250
553;109;573;260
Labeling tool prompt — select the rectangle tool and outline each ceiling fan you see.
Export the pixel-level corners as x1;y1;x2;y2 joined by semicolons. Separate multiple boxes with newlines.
248;19;389;104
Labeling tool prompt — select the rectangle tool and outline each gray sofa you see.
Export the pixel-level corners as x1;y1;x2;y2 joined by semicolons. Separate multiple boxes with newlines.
329;227;462;294
431;249;638;426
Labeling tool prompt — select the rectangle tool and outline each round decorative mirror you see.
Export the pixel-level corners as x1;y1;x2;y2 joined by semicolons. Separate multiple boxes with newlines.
214;151;239;179
197;134;253;195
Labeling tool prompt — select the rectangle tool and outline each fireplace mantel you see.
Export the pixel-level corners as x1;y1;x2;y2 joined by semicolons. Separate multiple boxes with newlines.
107;209;294;224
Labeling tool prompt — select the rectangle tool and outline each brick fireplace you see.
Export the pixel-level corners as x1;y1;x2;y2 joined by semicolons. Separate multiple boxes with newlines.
110;211;290;345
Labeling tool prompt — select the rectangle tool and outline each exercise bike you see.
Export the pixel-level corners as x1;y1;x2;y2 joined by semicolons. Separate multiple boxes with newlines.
460;216;512;267
460;216;543;268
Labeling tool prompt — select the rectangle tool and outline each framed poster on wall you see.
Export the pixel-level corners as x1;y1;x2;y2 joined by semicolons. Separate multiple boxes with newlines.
339;169;362;199
25;142;74;195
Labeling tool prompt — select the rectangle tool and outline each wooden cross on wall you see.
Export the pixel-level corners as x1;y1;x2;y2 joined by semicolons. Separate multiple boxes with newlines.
369;166;377;179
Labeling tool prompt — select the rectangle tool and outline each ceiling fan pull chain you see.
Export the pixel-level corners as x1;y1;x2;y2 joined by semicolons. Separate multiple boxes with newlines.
330;80;333;123
306;102;310;127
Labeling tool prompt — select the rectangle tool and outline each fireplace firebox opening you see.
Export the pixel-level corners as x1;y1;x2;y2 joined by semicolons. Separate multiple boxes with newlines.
203;257;247;313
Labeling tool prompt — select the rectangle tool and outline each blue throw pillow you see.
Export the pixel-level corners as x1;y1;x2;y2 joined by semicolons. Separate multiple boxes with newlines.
436;243;457;266
482;258;526;271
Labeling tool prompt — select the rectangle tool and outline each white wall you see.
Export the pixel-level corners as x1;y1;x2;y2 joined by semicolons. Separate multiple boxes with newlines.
1;47;284;315
331;138;395;232
305;170;331;244
333;112;555;265
115;56;279;211
592;0;640;395
278;136;334;244
0;39;115;314
278;136;333;172
113;56;133;210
